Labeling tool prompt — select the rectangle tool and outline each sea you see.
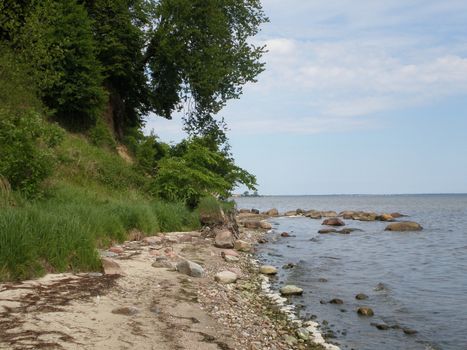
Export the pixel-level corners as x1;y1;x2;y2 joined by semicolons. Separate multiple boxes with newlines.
234;194;467;350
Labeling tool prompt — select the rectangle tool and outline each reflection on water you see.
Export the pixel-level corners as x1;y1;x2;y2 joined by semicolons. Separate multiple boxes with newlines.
235;195;467;350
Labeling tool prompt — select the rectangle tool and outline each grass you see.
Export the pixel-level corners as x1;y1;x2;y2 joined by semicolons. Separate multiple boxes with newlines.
0;134;200;281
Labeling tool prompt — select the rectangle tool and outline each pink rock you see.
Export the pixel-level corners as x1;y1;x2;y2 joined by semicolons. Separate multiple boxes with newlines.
178;235;193;243
101;258;123;275
220;249;239;257
109;246;124;254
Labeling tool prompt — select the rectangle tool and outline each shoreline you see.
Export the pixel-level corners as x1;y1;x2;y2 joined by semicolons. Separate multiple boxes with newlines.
0;221;329;350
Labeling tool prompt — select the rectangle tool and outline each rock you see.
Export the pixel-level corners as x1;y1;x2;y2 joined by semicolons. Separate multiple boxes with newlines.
403;327;417;335
322;217;345;226
377;213;394;221
385;221;423;232
390;212;405;218
243;220;261;229
259;220;272;230
234;240;251;252
151;258;176;269
321;211;338;217
280;232;291;237
280;285;304;296
111;306;139;316
143;236;163;246
101;258;123;275
319;228;337;234
214;229;234;248
263;208;279;216
215;271;238;284
318;278;328;282
283;335;298;346
283;263;296;269
296;328;310;341
353;212;378;221
109;246;124;254
372;323;390;330
238;208;251;213
339;211;356;219
176;260;204;278
355;293;368;300
357;307;374;316
304;210;322;219
296;208;305;214
257;237;268;244
338;228;362;234
251;208;260;214
284;210;298;216
259;265;278;275
329;298;344;304
223;255;239;263
221;249;239;257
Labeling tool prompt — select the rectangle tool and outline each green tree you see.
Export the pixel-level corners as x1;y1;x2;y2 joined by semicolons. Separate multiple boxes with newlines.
18;0;106;130
147;0;268;132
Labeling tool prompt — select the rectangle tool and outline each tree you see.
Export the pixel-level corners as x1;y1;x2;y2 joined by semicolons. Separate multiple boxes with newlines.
82;0;150;137
18;0;106;130
147;0;268;133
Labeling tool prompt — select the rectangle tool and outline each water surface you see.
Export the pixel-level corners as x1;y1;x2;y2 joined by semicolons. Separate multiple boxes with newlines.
235;195;467;350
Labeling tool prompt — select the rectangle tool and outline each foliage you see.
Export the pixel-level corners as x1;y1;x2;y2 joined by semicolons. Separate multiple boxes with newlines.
147;0;268;130
0;46;64;197
18;0;106;129
152;137;256;207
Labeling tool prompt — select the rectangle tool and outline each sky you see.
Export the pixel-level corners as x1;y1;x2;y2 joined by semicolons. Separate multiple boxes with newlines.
144;0;467;195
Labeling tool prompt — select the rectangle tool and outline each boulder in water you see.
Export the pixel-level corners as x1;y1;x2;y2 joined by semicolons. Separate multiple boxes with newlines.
263;208;279;216
385;221;422;232
357;307;374;316
322;217;345;226
280;285;304;296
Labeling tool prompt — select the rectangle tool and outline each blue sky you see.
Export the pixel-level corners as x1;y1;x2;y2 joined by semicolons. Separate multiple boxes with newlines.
145;0;467;195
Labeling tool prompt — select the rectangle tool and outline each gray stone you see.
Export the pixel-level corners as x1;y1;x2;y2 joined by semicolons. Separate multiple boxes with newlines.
176;260;204;278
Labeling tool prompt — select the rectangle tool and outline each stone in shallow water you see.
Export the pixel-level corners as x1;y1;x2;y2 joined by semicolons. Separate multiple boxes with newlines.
329;298;344;305
259;265;278;275
355;293;368;300
403;327;417;335
384;221;423;232
357;307;374;316
280;285;303;296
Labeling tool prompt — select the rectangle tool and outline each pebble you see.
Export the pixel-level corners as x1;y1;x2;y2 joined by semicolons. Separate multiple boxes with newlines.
280;285;304;296
111;306;139;316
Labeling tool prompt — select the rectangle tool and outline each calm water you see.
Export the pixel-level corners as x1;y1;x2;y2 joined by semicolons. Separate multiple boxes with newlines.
235;195;467;350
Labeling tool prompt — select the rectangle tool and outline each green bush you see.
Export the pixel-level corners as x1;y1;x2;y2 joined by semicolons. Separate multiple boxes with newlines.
0;46;64;197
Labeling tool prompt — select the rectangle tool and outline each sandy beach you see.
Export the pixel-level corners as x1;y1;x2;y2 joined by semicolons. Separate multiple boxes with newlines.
0;218;327;350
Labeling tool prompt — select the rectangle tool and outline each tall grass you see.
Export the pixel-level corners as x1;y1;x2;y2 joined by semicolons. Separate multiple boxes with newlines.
0;183;200;281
